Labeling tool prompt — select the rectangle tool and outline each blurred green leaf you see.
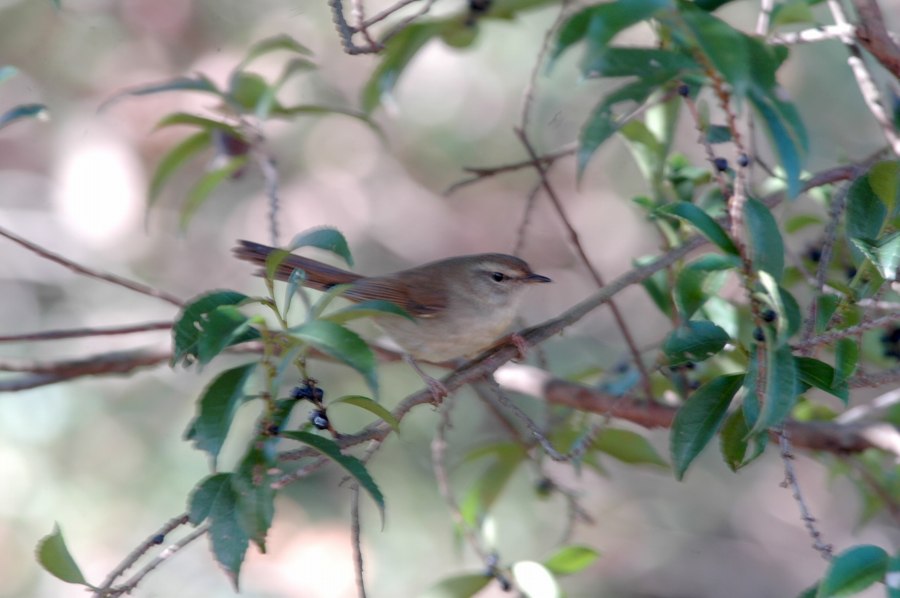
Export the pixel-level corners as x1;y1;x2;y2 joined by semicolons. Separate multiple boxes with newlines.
749;345;798;435
867;160;899;216
635;255;673;317
785;214;823;233
887;554;900;598
287;227;354;267
670;373;743;480
236;34;312;72
544;545;600;576
291;320;377;394
281;431;385;524
833;338;858;387
172;291;259;366
659;202;740;256
331;395;401;432
102;75;221;110
593;427;668;468
850;232;900;280
36;524;91;587
362;22;446;113
187;473;249;590
272;104;383;139
846;172;888;242
748;86;808;198
719;408;767;471
232;446;276;552
744;198;785;280
422;573;491;598
679;7;752;94
816;544;888;598
228;71;272;113
770;1;816;29
153;112;242;134
662;319;730;365
255;58;317;119
180;156;248;230
674;254;740;320
706;124;732;144
148;130;212;206
184;364;256;466
796;356;848;404
757;271;802;344
815;294;839;333
461;444;526;526
0;103;48;131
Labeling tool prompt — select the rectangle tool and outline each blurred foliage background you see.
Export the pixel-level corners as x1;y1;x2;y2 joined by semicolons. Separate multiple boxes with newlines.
1;0;899;597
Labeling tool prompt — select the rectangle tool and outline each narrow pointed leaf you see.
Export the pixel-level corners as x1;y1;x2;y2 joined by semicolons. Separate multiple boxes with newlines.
180;156;248;230
659;202;739;256
290;320;376;395
744;198;785;280
287;227;353;267
36;525;90;586
184;364;256;466
749;345;798;435
0;103;48;130
331;395;400;432
816;544;888;598
544;545;600;576
662;319;730;365
148;130;212;205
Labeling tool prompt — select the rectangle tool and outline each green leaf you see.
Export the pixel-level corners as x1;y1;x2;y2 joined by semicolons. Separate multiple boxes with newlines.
187;473;249;590
679;8;752;94
719;408;767;471
816;544;888;598
272;103;384;138
593;427;668;468
749;345;798;435
662;319;730;365
851;232;900;280
744;198;785;280
785;214;823;233
280;431;385;524
886;554;900;598
846;172;888;242
227;71;273;113
254;59;318;120
748;86;808;198
795;357;848;404
362;22;446;113
636;255;673;317
421;573;491;598
706;124;732;144
815;294;839;333
331;395;400;432
867;160;899;216
287;227;354;267
323;300;414;325
172;291;259;366
461;444;526;526
232;446;276;552
290;320;377;395
36;525;91;587
833;338;858;387
674;254;740;319
148;130;212;205
153;112;242;135
659;202;740;256
180;156;248;230
544;545;601;575
101;75;221;110
236;34;312;71
0;103;48;130
670;373;744;480
184;364;256;467
757;271;802;344
582;46;697;80
548;0;672;70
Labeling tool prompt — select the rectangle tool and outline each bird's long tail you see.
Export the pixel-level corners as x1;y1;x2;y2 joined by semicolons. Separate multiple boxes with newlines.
233;240;363;291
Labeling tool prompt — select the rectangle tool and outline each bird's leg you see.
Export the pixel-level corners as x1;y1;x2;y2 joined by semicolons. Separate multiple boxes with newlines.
404;354;448;404
510;332;530;361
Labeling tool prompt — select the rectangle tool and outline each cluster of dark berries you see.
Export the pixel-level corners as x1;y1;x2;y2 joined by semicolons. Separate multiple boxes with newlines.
881;327;900;361
290;382;330;431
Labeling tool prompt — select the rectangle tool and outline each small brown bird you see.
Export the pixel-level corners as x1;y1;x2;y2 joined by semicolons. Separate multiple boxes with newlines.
234;240;551;397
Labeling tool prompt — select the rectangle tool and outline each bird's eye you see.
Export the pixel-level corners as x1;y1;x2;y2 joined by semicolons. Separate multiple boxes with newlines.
491;272;506;282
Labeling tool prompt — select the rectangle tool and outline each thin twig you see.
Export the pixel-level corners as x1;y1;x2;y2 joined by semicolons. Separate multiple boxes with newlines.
444;145;576;195
255;150;281;246
795;313;900;349
777;429;834;560
0;226;183;307
514;128;655;401
519;0;571;132
351;484;368;598
0;321;172;343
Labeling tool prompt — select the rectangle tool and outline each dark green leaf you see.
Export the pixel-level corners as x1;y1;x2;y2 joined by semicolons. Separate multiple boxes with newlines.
719;408;767;471
744;198;785;280
866;160;899;216
757;271;802;344
659;202;740;255
36;525;91;586
796;357;848;403
148;130;212;206
281;431;385;524
323;300;414;325
582;47;697;79
290;320;377;395
850;232;900;280
0;103;48;130
184;364;256;466
331;395;401;432
706;124;732;144
833;338;858;387
287;227;354;267
635;255;673;317
662;320;730;365
188;473;249;590
180;156;248;230
593;427;667;468
228;72;272;113
749;345;798;435
815;294;839;333
232;446;276;552
679;8;751;94
748;87;808;198
172;291;259;366
422;574;491;598
548;0;672;70
674;254;740;319
846;173;888;242
670;373;744;480
816;544;888;598
362;22;446;113
797;584;818;598
544;545;601;575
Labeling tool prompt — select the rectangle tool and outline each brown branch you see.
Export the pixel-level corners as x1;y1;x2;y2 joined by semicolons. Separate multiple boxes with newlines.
444;145;576;195
0;321;172;343
0;226;183;307
0;349;171;391
852;0;900;79
777;430;834;560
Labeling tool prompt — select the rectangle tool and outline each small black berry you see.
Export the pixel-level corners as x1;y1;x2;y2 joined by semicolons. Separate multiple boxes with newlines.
753;327;765;342
806;247;822;263
737;153;750;167
311;387;325;402
291;385;313;400
266;423;280;436
469;0;491;13
152;534;165;545
846;266;858;280
762;309;777;323
677;83;690;97
713;157;729;172
310;410;329;430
